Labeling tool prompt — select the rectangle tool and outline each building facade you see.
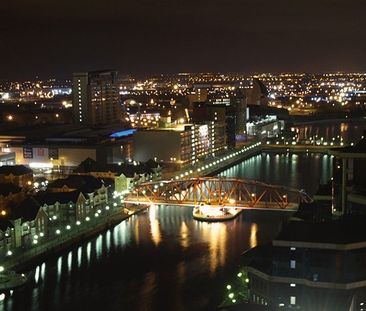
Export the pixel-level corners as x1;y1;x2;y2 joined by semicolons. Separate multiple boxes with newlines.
133;122;226;166
0;165;33;188
73;70;121;125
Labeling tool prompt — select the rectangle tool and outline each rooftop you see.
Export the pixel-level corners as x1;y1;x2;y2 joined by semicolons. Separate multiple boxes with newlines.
275;216;366;245
10;197;42;222
0;124;134;145
0;165;32;176
0;183;21;196
47;174;104;193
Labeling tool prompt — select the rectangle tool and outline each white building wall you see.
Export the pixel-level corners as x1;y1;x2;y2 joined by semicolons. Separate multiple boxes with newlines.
10;146;96;168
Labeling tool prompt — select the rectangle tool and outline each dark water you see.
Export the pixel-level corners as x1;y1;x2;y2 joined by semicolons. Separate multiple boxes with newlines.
293;119;366;144
7;208;285;311
219;152;333;195
2;154;334;311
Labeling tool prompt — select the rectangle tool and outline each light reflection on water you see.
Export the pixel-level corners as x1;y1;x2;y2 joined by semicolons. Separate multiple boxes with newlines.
2;151;334;311
149;204;162;246
250;223;258;249
219;152;333;194
295;120;365;144
77;246;82;268
6;205;284;311
180;221;189;249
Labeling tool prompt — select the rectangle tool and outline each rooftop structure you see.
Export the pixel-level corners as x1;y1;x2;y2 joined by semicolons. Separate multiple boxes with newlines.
329;133;366;214
0;124;134;168
242;216;366;310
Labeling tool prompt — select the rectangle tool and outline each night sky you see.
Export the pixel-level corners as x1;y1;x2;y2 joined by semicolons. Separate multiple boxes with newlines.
1;0;366;79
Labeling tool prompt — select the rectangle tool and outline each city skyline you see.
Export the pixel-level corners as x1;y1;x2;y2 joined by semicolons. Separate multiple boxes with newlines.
2;1;366;310
1;0;366;80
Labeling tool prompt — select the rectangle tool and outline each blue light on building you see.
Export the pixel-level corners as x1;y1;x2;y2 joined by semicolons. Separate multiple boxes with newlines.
110;129;137;138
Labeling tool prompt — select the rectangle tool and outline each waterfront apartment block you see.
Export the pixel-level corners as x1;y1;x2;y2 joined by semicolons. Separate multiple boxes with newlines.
0;175;112;252
244;218;366;310
133;122;226;166
74;158;161;192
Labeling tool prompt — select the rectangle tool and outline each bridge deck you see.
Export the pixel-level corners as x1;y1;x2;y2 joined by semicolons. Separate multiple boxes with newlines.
123;198;299;211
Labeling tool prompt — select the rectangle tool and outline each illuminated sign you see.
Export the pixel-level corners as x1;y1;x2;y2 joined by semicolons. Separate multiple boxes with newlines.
23;147;33;159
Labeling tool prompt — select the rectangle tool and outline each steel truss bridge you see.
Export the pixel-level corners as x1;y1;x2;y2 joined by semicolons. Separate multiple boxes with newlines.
124;177;313;211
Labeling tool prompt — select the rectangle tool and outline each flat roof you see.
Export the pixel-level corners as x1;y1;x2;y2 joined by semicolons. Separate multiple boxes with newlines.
0;124;133;146
0;124;131;139
275;216;366;245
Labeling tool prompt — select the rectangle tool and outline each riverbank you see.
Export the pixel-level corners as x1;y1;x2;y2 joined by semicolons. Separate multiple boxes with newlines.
262;144;330;153
2;204;147;272
3;141;333;275
290;115;366;125
163;142;262;180
1;150;332;311
163;140;334;182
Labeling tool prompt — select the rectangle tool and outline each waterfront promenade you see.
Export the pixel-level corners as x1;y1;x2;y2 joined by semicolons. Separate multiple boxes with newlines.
166;140;337;181
1;204;146;271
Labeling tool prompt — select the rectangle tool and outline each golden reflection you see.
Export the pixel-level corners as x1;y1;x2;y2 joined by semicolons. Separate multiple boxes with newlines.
180;221;189;248
134;218;140;245
200;222;227;274
340;123;348;133
139;272;157;310
176;261;186;285
250;223;258;248
149;205;161;246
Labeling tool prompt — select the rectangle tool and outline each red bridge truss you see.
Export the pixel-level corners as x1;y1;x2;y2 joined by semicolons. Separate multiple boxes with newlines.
126;177;313;210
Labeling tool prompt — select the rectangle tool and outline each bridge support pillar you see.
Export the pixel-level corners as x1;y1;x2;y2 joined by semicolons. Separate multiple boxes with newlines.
341;158;347;215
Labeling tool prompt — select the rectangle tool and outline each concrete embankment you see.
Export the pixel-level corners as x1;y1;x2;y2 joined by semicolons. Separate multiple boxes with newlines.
3;205;146;272
261;144;331;153
200;145;262;176
166;141;332;181
290;116;366;125
167;142;339;179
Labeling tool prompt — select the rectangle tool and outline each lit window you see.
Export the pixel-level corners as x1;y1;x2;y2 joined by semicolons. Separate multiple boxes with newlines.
290;260;296;269
290;296;296;305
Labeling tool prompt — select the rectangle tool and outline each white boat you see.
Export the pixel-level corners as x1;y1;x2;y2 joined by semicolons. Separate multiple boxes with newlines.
193;203;241;222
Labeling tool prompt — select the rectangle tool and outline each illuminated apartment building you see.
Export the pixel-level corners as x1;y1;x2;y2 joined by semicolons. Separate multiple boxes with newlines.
133;122;226;166
72;70;121;125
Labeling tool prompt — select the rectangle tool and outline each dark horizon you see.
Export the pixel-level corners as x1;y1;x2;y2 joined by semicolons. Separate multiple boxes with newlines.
1;70;365;83
1;0;366;80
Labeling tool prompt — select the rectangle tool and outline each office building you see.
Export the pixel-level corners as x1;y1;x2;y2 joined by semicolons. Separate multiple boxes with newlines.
243;217;366;310
329;133;366;214
246;78;269;106
73;70;121;125
232;89;247;142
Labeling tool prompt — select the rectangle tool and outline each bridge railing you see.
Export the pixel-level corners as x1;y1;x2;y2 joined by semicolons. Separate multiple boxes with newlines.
127;177;312;210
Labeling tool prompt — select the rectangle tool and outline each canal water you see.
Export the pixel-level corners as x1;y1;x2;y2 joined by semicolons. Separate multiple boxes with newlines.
2;152;333;311
293;119;366;144
219;152;333;195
